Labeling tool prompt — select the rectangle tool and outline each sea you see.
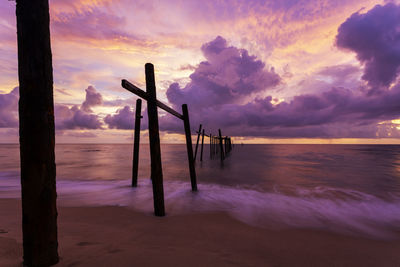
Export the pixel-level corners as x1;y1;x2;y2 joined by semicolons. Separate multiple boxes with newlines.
1;144;400;239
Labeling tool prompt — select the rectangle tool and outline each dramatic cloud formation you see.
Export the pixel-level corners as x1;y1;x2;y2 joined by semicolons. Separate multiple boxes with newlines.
104;106;134;130
161;13;400;138
336;3;400;90
55;105;102;130
0;87;19;128
2;0;400;142
55;86;103;130
167;36;280;109
104;104;149;130
81;85;103;112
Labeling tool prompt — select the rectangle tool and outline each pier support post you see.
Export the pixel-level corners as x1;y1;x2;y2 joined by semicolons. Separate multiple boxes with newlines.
132;98;142;187
219;129;225;161
200;129;205;161
209;134;212;158
194;124;202;161
146;63;165;216
182;104;198;191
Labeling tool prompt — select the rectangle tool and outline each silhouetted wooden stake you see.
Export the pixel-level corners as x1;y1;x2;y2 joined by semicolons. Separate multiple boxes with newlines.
219;129;225;161
146;63;165;216
209;134;212;158
194;124;202;161
182;104;197;191
224;137;227;155
132;98;142;187
17;0;59;265
200;129;205;161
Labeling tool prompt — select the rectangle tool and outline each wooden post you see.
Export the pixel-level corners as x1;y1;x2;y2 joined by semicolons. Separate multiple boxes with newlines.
132;98;142;187
219;129;225;161
224;137;227;155
145;63;165;216
17;0;59;265
194;124;202;161
182;104;197;191
200;129;205;161
209;134;212;158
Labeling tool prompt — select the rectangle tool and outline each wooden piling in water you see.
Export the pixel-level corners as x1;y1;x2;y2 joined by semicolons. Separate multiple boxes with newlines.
218;129;225;161
146;63;165;216
182;104;197;191
200;129;205;161
194;124;202;161
209;134;212;158
132;98;142;187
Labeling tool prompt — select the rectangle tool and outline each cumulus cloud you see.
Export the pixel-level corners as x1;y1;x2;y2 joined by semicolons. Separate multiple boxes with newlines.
81;85;103;112
104;106;134;130
0;85;104;131
0;87;19;128
55;105;103;130
159;32;400;138
336;3;400;90
166;36;280;109
104;105;148;130
55;86;103;130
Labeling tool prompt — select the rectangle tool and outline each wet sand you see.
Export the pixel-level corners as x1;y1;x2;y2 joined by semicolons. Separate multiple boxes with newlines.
1;198;400;267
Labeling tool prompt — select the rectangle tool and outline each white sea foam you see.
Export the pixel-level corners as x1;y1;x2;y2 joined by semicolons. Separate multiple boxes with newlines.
2;176;400;239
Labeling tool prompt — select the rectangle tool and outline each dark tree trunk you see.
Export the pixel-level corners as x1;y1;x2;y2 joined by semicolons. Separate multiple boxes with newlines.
16;0;59;266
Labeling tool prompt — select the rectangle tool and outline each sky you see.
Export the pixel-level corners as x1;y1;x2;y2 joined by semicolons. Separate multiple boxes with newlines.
1;0;400;143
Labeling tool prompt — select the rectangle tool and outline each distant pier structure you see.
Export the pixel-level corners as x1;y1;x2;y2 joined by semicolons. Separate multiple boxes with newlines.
194;125;233;162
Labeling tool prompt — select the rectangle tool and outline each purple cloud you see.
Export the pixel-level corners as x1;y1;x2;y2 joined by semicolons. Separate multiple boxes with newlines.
55;86;103;130
81;85;103;112
336;3;400;90
162;84;400;138
159;32;400;138
51;7;155;48
104;104;148;130
55;105;103;130
166;36;280;109
0;86;103;130
0;87;19;128
104;106;134;130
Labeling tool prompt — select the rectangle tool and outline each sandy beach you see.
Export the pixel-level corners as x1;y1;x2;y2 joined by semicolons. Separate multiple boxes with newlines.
1;198;400;267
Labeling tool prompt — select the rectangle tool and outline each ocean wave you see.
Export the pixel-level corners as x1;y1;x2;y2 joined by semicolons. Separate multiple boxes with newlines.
2;176;400;239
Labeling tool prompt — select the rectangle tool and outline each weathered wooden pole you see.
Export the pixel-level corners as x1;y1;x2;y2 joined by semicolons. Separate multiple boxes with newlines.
215;136;218;155
182;104;197;191
194;124;202;161
132;98;142;187
224;137;227;155
209;134;212;158
145;63;165;216
16;0;59;265
200;129;205;161
218;129;225;161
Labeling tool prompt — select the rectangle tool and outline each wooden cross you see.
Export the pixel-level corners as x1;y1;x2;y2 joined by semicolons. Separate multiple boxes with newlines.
121;63;197;217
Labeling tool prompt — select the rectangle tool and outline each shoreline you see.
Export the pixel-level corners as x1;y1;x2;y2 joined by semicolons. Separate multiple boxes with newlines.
1;198;400;266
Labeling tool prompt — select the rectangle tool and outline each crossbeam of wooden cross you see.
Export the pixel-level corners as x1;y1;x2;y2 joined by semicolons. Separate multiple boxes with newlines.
122;80;184;120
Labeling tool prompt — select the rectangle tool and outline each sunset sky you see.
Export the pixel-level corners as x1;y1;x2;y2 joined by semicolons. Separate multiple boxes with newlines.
1;0;400;143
